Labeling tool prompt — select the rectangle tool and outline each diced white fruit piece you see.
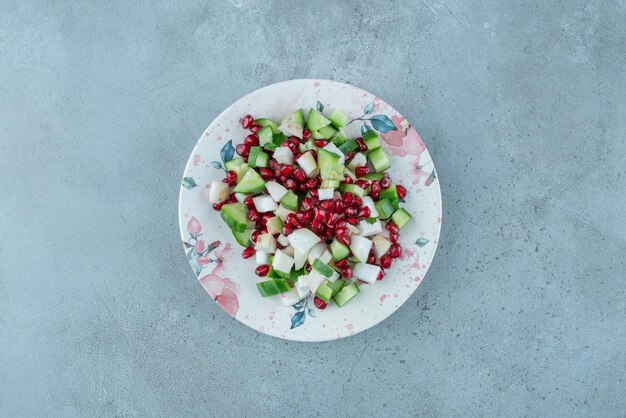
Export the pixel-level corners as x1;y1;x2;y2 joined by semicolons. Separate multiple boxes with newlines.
307;270;326;293
346;224;360;235
297;151;318;177
353;263;381;284
361;196;379;218
319;250;332;264
253;195;278;213
357;219;382;237
266;216;283;235
277;234;290;247
235;193;247;203
272;249;294;273
318;188;334;200
295;275;310;299
294;247;308;269
255;233;277;254
209;181;229;204
288;228;321;254
278;120;304;138
275;205;295;222
372;235;392;259
266;181;288;202
323;143;345;165
273;147;294;165
328;270;340;283
281;245;294;258
347;152;367;171
255;251;269;265
349;235;372;263
307;243;327;264
279;288;302;306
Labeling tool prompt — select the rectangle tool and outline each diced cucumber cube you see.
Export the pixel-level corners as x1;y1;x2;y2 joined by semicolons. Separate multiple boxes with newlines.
333;282;360;307
391;208;412;230
328;108;349;128
306;109;331;131
362;130;381;150
280;190;299;210
368;147;390;172
220;203;248;232
254;118;280;134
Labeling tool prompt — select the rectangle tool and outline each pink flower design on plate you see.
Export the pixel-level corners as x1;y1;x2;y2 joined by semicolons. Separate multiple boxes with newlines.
193;240;205;253
199;273;241;316
382;115;426;157
187;217;202;237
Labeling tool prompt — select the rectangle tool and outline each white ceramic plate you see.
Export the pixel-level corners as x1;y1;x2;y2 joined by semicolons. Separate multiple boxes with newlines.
179;79;441;341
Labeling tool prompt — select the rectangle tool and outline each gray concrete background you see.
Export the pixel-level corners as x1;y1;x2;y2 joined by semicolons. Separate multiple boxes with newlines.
1;0;625;416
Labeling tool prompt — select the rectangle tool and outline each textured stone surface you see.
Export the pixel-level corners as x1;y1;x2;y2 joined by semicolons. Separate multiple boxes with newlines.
1;0;624;416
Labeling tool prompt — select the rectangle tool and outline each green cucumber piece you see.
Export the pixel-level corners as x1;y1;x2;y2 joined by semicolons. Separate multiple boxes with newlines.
338;139;358;154
391;208;412;230
254;118;280;134
328;108;349;128
220;203;249;232
232;229;252;247
333;282;360;307
301;139;317;152
310;130;325;140
342;184;365;197
232;169;266;194
330;240;350;261
223;158;249;182
317;125;337;139
292;109;305;126
378;185;399;210
362;130;381;150
315;279;334;302
312;259;334;278
368;147;390;172
363;172;384;181
321;179;340;189
328;279;345;296
318;148;343;181
331;129;348;146
256;279;292;297
272;132;287;146
248;146;269;168
307;109;331;131
280;190;299;210
375;198;395;219
258;126;274;147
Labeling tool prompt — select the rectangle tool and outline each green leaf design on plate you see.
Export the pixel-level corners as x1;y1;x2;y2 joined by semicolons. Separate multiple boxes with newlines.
415;238;430;247
181;177;198;189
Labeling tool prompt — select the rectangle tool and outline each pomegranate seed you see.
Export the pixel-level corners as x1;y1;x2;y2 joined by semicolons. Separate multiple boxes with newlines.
248;209;260;221
306;264;312;272
278;175;288;183
320;200;333;211
386;222;399;234
283;224;294;236
228;194;238;203
355;137;367;151
335;258;348;269
301;197;313;210
334;226;348;237
236;143;250;157
286;141;298;153
280;165;294;178
355;166;369;177
243;156;249;163
345;151;355;162
355;179;370;189
255;264;270;277
314;139;328;147
284;179;297;190
242;246;255;259
337;235;351;246
212;202;225;211
296;211;310;224
341;267;353;279
298;183;308;192
293;168;306;183
371;180;381;194
294;152;302;159
250;124;262;134
251;230;262;243
242;196;253;207
286;213;299;226
377;269;385;281
358;206;371;218
342;193;354;206
345;208;357;217
314;296;328;309
381;177;391;188
345;217;358;225
310;197;319;207
306;178;320;189
334;200;344;213
367;254;376;264
324;211;334;225
244;134;259;146
302;129;311;139
389;243;402;258
312;208;324;223
380;254;392;268
309;187;319;197
226;170;237;185
396;184;407;199
389;232;399;243
343;174;353;184
353;197;363;207
260;168;274;180
269;159;278;170
370;191;379;200
311;220;322;231
241;114;254;129
261;212;273;224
